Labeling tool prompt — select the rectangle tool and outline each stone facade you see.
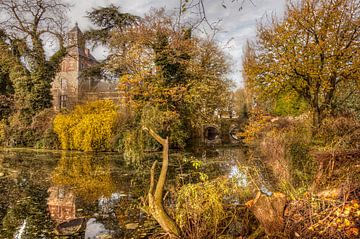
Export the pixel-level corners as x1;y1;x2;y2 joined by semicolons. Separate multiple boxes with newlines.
51;24;120;110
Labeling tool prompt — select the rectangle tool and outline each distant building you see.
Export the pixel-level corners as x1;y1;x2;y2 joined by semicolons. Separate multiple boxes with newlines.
51;24;120;111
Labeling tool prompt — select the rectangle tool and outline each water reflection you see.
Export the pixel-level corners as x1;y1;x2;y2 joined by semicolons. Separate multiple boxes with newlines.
229;165;248;187
14;219;26;239
47;186;76;222
85;218;112;239
51;153;116;203
0;147;248;238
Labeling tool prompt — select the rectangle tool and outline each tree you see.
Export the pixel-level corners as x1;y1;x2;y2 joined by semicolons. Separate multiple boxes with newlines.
0;45;14;120
85;4;140;47
108;9;231;147
233;88;250;120
243;0;360;127
142;126;181;237
0;0;69;122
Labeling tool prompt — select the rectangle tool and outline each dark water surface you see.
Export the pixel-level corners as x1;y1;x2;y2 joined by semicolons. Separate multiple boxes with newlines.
0;147;245;239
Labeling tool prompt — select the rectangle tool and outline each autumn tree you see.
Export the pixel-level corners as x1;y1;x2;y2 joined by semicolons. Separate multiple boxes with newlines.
0;0;69;122
80;5;140;82
243;0;360;127
86;4;140;47
107;8;231;147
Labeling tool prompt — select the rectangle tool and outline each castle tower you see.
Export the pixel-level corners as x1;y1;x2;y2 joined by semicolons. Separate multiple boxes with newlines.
51;23;97;110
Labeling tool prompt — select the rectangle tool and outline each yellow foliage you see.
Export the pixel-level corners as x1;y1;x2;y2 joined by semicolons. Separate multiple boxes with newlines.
53;100;118;151
243;0;360;126
52;153;115;202
239;110;272;145
308;199;360;238
0;120;5;144
175;179;230;238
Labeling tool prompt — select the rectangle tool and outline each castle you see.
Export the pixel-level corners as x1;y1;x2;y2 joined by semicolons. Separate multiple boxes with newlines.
51;24;120;110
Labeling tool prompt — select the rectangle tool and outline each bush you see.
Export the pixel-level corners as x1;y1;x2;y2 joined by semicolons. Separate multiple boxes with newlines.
6;112;34;147
176;180;227;239
314;116;360;151
0;95;14;120
175;178;256;238
31;109;59;149
240;110;272;146
242;113;316;196
3;109;58;148
123;130;144;164
285;195;360;238
53;100;118;151
0;120;5;145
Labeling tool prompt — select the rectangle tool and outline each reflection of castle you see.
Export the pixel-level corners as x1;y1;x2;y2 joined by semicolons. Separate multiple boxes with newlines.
47;186;76;222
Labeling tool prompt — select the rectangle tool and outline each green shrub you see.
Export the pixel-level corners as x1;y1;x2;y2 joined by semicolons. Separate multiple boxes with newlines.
31;109;59;149
272;93;309;117
53;100;118;151
6;112;34;147
123;129;144;164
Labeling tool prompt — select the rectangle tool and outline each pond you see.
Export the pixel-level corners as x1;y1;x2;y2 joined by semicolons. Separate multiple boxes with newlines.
0;147;247;239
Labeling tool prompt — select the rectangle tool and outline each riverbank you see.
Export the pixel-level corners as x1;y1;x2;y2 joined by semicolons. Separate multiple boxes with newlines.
240;113;360;238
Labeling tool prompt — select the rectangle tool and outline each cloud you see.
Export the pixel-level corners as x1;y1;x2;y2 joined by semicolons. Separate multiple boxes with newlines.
67;0;286;87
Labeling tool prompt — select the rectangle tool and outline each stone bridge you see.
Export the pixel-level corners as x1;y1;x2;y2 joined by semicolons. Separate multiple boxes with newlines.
200;118;241;145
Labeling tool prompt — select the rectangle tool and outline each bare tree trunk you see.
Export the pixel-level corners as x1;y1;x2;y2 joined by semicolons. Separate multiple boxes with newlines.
142;127;181;238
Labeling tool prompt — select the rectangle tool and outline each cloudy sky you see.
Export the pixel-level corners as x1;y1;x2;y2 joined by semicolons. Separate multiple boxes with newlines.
67;0;286;87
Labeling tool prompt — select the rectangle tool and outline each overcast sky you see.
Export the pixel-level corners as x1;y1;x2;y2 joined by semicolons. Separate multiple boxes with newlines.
66;0;286;87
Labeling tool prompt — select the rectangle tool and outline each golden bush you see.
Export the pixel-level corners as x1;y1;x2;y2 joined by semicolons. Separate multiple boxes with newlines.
53;100;118;151
175;179;229;239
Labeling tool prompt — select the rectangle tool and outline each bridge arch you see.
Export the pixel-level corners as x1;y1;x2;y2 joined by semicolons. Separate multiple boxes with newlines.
203;125;220;141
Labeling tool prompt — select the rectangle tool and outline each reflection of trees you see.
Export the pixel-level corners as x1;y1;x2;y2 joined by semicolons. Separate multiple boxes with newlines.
51;153;116;203
1;185;53;238
0;151;57;238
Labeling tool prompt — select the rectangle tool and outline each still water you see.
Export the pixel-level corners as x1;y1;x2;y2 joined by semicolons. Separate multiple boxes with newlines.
0;147;246;239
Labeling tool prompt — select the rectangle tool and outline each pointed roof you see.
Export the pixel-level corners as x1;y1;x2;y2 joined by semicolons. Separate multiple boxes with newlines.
67;23;98;64
69;22;82;35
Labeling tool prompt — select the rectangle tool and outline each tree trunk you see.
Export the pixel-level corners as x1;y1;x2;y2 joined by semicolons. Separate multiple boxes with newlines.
246;192;287;236
312;82;323;129
312;107;322;129
143;127;181;238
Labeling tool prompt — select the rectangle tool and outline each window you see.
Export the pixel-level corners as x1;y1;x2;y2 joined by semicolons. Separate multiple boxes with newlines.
60;95;67;109
60;78;67;90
